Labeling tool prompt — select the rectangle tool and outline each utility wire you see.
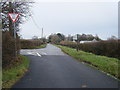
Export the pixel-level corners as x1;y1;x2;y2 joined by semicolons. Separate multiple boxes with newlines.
28;9;42;30
20;7;42;31
28;10;44;38
30;15;42;31
20;5;43;38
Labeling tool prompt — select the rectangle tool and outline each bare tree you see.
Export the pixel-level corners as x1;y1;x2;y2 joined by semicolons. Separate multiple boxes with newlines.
1;0;33;35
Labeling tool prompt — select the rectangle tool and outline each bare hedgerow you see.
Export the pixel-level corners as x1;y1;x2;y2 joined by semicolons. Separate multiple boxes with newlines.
60;40;119;60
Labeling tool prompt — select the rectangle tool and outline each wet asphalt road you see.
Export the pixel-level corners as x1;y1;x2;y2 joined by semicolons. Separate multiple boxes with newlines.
13;44;118;88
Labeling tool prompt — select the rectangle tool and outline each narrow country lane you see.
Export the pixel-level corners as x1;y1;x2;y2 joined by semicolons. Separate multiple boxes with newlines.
13;44;118;88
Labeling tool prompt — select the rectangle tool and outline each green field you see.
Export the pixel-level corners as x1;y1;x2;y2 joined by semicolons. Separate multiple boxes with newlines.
2;55;30;88
56;45;119;80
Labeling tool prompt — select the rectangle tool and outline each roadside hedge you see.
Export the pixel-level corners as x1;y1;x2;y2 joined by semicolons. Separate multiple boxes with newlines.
2;31;21;68
20;39;45;49
60;40;119;60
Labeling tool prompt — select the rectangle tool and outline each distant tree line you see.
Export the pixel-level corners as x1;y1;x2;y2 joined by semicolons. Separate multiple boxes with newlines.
48;33;65;44
77;34;101;41
48;33;101;44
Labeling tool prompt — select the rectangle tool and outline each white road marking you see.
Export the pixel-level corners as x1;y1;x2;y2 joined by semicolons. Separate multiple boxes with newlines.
27;52;33;54
27;52;35;55
42;52;47;55
37;53;42;57
81;84;87;88
27;52;42;57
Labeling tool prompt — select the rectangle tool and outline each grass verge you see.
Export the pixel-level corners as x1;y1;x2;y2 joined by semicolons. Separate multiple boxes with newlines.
2;55;30;88
21;44;47;49
55;45;119;80
35;44;47;49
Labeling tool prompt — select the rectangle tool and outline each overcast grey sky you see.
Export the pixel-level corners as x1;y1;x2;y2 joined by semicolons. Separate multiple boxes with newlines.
20;1;118;40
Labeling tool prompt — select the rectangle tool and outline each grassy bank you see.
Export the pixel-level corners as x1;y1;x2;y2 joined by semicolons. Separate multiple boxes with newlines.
56;45;119;80
2;55;30;88
21;44;47;49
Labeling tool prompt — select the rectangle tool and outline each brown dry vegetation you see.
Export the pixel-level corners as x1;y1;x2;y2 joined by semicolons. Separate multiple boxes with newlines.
2;31;21;68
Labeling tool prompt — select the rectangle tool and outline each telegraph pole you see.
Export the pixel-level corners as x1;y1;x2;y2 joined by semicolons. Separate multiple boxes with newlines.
76;34;79;51
41;28;43;38
13;2;17;58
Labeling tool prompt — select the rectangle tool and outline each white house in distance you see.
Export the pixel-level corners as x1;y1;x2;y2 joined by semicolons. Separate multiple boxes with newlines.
73;34;98;43
73;35;77;42
80;39;98;43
